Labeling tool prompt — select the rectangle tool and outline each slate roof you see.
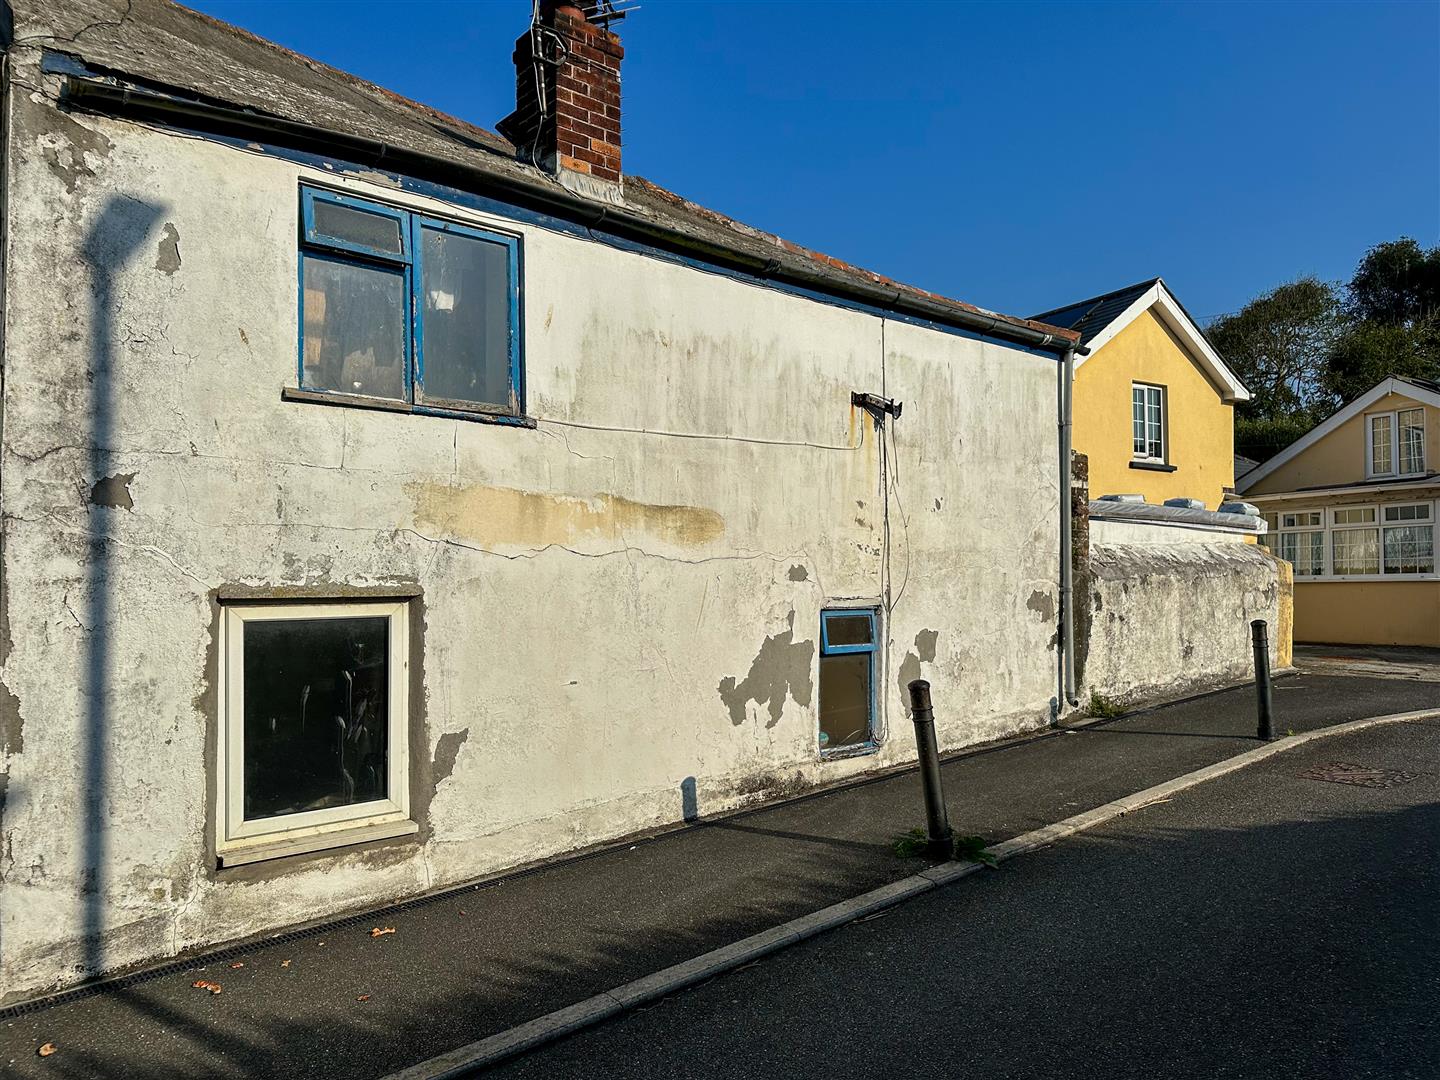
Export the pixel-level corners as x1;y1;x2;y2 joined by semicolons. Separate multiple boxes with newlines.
1029;279;1161;347
6;0;1078;349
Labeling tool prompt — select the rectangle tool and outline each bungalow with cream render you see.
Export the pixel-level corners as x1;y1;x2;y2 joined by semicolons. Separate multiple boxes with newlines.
1237;376;1440;645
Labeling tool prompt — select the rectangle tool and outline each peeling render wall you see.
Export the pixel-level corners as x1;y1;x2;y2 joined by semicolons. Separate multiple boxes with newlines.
0;69;1063;997
1080;543;1289;706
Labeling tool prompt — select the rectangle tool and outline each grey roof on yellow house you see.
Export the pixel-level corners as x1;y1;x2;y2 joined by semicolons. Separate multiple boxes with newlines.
5;0;1081;355
1030;278;1251;403
1029;279;1161;347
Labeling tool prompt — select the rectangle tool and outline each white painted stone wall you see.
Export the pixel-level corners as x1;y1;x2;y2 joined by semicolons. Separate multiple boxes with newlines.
1079;543;1287;706
0;74;1064;997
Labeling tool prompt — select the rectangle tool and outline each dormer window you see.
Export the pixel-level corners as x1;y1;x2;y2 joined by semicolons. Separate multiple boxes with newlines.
1367;407;1425;478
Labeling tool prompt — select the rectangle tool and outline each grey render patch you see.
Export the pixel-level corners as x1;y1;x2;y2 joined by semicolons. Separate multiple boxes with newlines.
717;612;815;728
787;565;808;582
432;728;470;787
0;679;21;756
1026;589;1055;622
915;628;938;663
897;629;940;716
35;108;115;195
155;223;182;274
90;472;135;510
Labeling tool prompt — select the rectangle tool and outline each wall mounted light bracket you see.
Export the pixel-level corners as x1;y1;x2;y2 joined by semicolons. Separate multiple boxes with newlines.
852;392;902;423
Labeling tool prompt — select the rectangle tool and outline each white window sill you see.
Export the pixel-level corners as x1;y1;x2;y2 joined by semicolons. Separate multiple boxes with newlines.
218;818;418;867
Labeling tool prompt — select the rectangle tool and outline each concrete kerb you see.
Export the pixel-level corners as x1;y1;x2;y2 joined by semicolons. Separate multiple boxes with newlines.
382;708;1440;1080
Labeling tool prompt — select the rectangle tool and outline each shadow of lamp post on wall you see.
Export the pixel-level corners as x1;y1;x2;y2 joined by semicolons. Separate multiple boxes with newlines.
79;194;167;979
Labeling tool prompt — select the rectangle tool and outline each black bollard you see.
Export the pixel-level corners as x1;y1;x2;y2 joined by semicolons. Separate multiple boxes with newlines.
1251;619;1275;741
908;679;954;858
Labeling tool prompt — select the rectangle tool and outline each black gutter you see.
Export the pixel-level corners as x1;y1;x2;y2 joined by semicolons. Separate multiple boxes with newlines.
60;76;1083;358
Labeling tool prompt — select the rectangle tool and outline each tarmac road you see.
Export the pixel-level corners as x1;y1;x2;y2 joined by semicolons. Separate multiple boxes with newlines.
492;715;1440;1080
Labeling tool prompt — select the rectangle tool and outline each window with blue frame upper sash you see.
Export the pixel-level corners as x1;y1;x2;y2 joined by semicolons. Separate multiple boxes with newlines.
298;186;523;417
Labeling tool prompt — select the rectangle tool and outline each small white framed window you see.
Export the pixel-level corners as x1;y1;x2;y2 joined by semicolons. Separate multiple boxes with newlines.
1276;530;1325;577
1382;502;1435;574
218;600;413;865
1331;506;1377;526
1131;383;1166;463
1258;512;1278;550
1367;408;1426;478
1330;504;1380;576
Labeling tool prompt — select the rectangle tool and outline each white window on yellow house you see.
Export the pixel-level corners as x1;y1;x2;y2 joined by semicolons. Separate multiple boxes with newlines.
1369;414;1393;476
1131;383;1165;462
1382;503;1435;574
1367;408;1426;478
1276;511;1324;576
1331;506;1380;575
1258;513;1278;549
1400;409;1426;474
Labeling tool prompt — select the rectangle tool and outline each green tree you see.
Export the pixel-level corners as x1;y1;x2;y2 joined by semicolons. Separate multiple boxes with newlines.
1323;238;1440;404
1234;413;1322;464
1207;277;1342;420
1344;237;1440;325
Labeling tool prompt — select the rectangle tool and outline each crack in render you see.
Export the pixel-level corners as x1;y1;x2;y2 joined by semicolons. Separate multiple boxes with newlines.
35;512;211;588
400;528;807;568
20;511;802;578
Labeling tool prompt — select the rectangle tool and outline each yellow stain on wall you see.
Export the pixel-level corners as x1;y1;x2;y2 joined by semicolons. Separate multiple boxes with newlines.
408;482;725;549
1274;557;1294;667
1072;307;1235;508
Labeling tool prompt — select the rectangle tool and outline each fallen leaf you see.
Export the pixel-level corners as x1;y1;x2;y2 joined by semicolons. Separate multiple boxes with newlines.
357;994;371;1002
191;980;223;995
230;962;245;969
370;927;396;938
280;960;292;968
38;1043;57;1057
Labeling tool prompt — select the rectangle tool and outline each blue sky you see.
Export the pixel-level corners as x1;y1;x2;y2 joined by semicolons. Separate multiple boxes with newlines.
188;0;1438;324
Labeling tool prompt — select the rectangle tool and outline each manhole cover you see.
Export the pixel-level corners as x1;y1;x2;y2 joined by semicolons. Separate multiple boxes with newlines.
1298;761;1419;788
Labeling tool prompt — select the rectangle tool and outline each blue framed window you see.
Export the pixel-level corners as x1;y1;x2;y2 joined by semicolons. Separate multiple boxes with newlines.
818;609;878;753
298;186;523;417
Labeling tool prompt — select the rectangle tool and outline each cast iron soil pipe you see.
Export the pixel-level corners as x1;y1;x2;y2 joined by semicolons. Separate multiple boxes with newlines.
1252;620;1275;741
1059;344;1079;709
907;680;953;859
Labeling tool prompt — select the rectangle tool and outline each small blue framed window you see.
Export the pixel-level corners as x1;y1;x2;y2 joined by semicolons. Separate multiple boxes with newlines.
819;608;878;754
298;186;524;419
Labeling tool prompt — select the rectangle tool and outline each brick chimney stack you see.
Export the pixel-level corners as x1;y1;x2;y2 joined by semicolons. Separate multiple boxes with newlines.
498;2;624;188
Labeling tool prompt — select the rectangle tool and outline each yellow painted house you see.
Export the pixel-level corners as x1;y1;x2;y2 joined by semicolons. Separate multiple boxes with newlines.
1237;376;1440;646
1033;279;1250;508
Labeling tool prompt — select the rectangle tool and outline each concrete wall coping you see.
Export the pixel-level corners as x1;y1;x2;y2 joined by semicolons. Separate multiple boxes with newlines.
1088;499;1265;534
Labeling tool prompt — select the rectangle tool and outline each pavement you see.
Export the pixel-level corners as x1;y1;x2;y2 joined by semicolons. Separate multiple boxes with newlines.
1295;642;1440;682
5;663;1439;1078
490;713;1440;1080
